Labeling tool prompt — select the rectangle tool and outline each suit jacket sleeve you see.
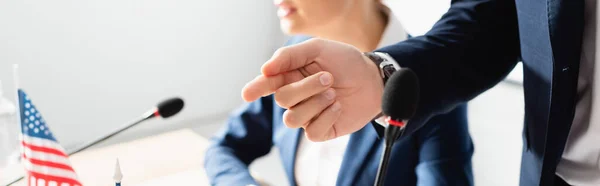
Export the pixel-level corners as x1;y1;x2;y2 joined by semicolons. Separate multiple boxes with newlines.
374;0;521;138
204;96;275;186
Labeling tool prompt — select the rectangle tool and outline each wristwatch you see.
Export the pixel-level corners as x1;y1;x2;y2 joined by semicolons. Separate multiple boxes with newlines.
364;52;401;126
363;52;401;85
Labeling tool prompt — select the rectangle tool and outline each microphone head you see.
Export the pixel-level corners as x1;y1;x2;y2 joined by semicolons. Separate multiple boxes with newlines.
157;97;184;118
382;69;419;121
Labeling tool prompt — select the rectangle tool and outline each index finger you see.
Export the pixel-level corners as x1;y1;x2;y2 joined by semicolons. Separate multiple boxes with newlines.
261;38;325;76
241;70;305;102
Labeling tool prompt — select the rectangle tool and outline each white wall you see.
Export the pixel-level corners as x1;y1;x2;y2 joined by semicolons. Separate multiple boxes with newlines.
385;0;450;37
0;0;285;150
468;81;524;186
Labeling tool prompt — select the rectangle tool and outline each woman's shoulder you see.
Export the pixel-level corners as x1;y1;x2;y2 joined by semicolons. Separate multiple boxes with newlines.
285;35;313;46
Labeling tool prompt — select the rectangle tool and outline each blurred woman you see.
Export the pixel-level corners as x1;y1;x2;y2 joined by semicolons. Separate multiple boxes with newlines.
204;0;473;185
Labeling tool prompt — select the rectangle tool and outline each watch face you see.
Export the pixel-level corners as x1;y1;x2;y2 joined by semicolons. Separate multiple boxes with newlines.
382;64;398;80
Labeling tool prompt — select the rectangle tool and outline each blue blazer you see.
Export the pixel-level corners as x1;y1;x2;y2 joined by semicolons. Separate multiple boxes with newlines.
375;0;584;185
205;36;474;186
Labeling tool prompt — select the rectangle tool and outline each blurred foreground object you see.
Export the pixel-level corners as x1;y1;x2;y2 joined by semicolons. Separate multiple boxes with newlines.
0;80;17;164
114;159;123;186
0;80;20;184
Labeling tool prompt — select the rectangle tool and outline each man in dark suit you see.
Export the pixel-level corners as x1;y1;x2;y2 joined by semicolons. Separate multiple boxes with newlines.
242;0;598;185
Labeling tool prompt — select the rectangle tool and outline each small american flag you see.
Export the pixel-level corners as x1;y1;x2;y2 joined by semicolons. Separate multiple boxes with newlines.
18;89;83;186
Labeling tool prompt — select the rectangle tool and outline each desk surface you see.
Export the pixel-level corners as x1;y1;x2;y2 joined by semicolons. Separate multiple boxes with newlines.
10;129;210;186
133;169;208;186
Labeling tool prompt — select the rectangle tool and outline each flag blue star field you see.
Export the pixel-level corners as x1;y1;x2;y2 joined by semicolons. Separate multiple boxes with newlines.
18;89;82;186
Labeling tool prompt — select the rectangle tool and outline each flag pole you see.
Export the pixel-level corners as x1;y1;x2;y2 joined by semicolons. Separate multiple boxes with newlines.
6;64;24;186
12;64;20;127
12;64;22;144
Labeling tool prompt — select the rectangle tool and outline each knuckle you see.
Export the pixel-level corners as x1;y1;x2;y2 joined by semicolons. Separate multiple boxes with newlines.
307;38;324;45
267;76;278;92
273;92;291;109
307;38;327;52
304;130;323;142
273;47;289;58
319;99;334;108
282;111;296;127
320;89;335;104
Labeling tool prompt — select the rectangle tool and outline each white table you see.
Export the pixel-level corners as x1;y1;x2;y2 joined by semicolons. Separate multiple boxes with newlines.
9;129;210;186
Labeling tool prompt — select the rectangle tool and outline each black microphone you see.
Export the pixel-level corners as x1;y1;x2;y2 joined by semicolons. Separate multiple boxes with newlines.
374;69;419;186
68;97;185;155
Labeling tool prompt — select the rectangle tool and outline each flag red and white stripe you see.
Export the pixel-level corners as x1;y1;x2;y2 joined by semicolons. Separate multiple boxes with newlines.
20;134;82;186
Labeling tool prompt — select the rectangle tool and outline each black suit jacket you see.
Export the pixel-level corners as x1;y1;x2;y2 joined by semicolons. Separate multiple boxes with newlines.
375;0;584;185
